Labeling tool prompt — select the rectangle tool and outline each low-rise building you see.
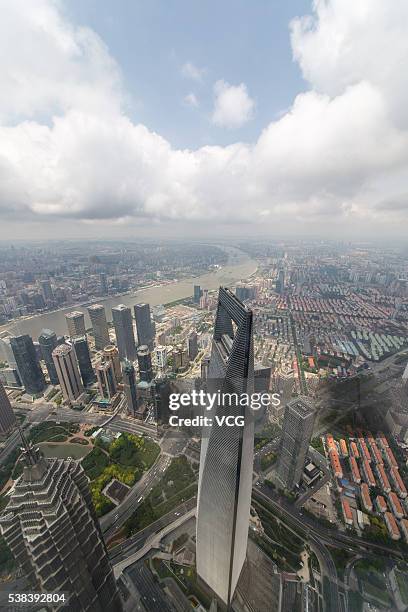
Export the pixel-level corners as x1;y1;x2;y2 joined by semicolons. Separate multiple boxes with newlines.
363;460;376;488
360;483;372;512
375;495;387;513
384;511;401;540
390;467;407;499
330;450;343;479
349;456;361;484
376;464;391;493
341;498;353;526
389;491;404;519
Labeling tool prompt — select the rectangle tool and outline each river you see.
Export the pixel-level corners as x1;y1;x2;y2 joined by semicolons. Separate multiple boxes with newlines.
1;246;257;339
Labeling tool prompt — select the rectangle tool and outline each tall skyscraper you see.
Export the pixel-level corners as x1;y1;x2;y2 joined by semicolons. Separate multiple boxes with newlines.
122;360;138;416
73;336;96;386
10;335;45;395
277;396;316;490
154;345;168;371
39;279;53;304
188;331;198;360
96;361;117;400
87;304;110;350
194;285;202;303
0;336;18;370
134;303;154;349
38;329;59;385
111;304;136;361
52;344;84;403
103;345;122;382
196;287;254;608
100;272;108;294
0;380;16;434
0;441;122;611
137;345;153;382
65;311;86;338
276;269;285;295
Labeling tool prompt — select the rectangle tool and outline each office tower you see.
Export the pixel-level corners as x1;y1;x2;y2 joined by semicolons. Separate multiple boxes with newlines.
10;335;45;395
103;345;122;382
0;380;16;434
0;336;18;370
111;304;136;361
134;303;154;349
173;345;189;372
87;304;110;350
137;345;153;383
0;368;21;388
194;285;202;303
0;441;122;611
276;269;285;295
122;360;138;416
196;287;254;608
188;331;198;360
65;311;86;338
52;344;84;403
277;396;316;490
73;336;96;386
39;279;53;304
100;272;108;294
38;329;59;385
154;345;167;371
96;361;117;399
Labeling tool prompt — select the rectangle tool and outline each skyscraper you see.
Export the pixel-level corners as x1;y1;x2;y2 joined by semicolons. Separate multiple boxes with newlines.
73;336;96;386
134;303;154;349
111;304;136;361
103;345;122;382
137;345;153;382
96;360;117;400
0;380;16;434
100;272;108;294
65;311;86;338
87;304;110;350
188;331;198;360
122;360;138;416
277;396;316;490
10;335;45;395
38;329;59;385
196;287;254;608
52;344;84;403
39;279;53;304
194;285;202;303
0;441;122;611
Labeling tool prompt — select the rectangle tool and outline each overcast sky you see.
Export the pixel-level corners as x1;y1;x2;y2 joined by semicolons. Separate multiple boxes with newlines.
0;0;408;241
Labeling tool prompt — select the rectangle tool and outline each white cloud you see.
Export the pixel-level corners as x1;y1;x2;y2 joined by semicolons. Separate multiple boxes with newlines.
183;93;199;108
181;61;206;82
211;80;255;129
0;0;408;236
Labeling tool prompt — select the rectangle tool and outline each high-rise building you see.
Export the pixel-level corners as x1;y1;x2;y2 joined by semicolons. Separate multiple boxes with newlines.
52;344;84;403
173;345;189;372
100;272;108;294
194;285;202;303
134;303;154;349
154;345;168;371
39;279;53;304
122;360;138;417
276;269;285;295
38;329;59;385
111;304;136;361
65;311;86;338
103;345;122;383
73;336;96;386
87;304;110;350
137;345;153;382
277;396;316;490
188;331;198;361
0;336;18;371
10;335;45;395
0;380;16;434
96;361;117;400
196;287;254;608
0;441;122;611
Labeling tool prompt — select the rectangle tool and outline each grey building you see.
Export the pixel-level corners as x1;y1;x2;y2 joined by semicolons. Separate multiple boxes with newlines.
196;287;254;608
10;335;45;395
188;331;198;361
0;380;16;434
38;329;59;385
277;396;316;490
137;345;153;383
111;304;136;361
65;311;86;338
194;285;202;303
39;279;53;304
134;303;154;349
96;361;117;400
73;336;96;386
0;441;122;611
122;360;138;416
52;344;84;403
87;304;110;351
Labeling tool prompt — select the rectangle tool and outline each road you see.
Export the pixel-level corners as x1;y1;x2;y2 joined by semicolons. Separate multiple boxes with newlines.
101;454;172;537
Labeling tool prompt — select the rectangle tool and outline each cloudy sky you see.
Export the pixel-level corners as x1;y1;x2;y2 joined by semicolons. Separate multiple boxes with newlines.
0;0;408;240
